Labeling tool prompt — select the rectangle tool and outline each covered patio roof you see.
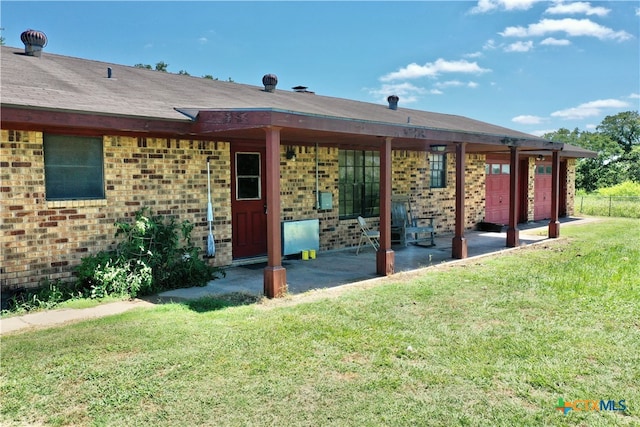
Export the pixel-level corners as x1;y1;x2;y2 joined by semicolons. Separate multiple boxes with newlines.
175;107;565;154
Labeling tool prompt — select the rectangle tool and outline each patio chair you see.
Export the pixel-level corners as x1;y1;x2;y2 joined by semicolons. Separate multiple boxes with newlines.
391;195;435;247
356;216;380;255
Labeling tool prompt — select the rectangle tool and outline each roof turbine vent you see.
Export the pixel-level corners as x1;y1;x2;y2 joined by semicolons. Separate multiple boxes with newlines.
387;95;399;110
20;29;48;57
262;74;278;92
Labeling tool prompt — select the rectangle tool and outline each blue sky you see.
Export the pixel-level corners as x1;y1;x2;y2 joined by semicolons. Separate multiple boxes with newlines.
2;1;639;137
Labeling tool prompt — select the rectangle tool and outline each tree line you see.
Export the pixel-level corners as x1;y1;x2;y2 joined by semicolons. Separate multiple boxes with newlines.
543;111;639;193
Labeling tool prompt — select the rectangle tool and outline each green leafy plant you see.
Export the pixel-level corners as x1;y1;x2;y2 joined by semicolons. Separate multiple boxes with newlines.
75;208;224;298
89;259;153;299
3;209;224;315
1;279;83;315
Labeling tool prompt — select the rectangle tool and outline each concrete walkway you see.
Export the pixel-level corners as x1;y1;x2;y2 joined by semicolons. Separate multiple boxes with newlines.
1;217;591;335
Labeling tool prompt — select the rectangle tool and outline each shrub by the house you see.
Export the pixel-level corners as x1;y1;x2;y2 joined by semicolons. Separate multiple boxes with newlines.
75;208;224;298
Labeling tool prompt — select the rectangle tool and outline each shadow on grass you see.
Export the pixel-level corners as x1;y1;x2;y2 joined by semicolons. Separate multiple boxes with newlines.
143;292;262;313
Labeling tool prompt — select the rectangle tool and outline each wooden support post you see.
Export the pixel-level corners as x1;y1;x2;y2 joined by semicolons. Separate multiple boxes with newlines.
263;127;286;298
452;142;468;259
377;137;395;275
548;150;561;238
506;146;520;247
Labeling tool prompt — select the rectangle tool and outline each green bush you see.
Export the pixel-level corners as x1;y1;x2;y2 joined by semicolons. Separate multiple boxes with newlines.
89;259;152;299
596;180;640;197
2;209;224;315
75;208;224;299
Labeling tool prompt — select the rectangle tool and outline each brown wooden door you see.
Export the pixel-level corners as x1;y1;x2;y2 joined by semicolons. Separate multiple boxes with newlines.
231;145;267;258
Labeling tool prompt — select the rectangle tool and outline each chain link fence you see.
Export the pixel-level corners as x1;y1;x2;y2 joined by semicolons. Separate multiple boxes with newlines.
577;196;640;218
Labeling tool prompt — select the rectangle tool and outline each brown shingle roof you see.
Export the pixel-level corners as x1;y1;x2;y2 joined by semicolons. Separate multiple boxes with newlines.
1;46;541;137
1;45;595;158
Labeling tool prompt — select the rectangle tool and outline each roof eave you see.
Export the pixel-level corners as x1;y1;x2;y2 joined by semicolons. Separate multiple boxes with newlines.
185;108;562;151
1;104;194;137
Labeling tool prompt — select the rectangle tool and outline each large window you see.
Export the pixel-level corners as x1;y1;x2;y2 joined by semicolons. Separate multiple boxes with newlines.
339;150;380;218
429;153;446;188
43;134;105;200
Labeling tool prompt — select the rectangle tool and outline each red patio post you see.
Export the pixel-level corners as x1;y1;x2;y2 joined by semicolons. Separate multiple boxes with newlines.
452;142;468;259
548;150;561;238
263;126;287;298
506;146;520;247
377;137;394;275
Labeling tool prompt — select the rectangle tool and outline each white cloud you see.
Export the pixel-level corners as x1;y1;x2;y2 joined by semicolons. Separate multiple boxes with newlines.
483;39;498;50
368;82;427;104
433;80;480;90
530;129;555;137
470;0;498;14
198;37;208;44
464;51;483;58
629;93;640;99
470;0;542;14
435;80;464;89
380;59;491;82
637;8;640;17
585;123;598;130
545;1;610;17
540;37;571;46
585;99;630;108
504;40;534;52
500;18;632;41
430;89;444;95
551;99;631;120
512;115;545;124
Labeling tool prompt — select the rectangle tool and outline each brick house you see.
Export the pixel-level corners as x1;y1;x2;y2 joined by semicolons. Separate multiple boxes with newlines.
1;35;594;297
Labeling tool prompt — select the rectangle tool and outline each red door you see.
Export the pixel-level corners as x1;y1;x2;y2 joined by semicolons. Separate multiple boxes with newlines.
231;144;267;258
534;161;552;220
485;155;510;225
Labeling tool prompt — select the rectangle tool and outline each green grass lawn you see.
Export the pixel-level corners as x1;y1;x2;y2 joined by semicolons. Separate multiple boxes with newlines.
1;218;638;426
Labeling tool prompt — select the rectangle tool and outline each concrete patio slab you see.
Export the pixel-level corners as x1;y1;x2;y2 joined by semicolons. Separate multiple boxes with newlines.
157;218;567;300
